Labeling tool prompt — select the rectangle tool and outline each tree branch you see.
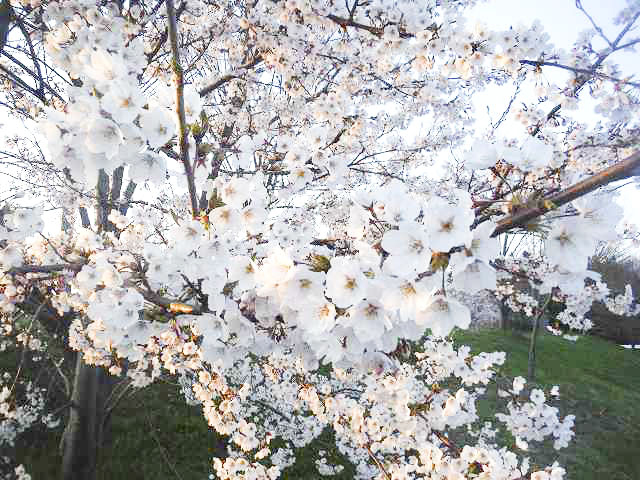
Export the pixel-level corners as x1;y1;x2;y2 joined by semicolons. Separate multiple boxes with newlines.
520;59;640;88
5;263;83;275
198;55;263;97
166;0;198;216
530;8;640;136
491;150;640;237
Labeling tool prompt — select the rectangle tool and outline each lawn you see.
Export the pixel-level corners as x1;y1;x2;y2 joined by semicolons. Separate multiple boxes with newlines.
451;329;640;480
10;329;640;479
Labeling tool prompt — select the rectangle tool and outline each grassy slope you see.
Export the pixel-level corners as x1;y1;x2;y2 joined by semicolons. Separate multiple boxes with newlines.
12;330;640;479
452;330;640;480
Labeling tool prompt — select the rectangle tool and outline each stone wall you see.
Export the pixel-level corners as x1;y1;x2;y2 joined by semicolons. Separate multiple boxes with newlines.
452;290;503;330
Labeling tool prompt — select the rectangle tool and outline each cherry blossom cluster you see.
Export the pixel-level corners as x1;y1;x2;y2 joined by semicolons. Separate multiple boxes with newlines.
603;284;640;316
0;372;58;479
0;0;638;478
496;377;574;452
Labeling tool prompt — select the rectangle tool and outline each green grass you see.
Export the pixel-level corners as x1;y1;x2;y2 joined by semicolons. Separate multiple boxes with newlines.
451;329;640;480
16;379;221;480
10;330;640;479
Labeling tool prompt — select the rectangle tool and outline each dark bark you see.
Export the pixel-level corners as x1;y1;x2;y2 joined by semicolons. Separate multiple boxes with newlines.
500;302;512;332
527;313;541;382
119;181;137;216
527;296;550;382
96;169;110;232
79;207;91;228
59;169;132;478
61;354;99;480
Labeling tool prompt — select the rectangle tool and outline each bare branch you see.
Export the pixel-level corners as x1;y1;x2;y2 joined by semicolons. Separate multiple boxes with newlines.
575;0;612;47
530;8;640;136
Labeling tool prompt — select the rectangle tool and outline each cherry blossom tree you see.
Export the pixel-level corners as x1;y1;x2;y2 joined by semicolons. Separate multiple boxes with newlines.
0;0;639;479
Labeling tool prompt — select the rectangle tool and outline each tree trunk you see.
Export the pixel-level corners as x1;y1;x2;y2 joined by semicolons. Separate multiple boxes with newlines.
527;313;541;382
61;354;99;480
500;302;512;332
527;296;550;382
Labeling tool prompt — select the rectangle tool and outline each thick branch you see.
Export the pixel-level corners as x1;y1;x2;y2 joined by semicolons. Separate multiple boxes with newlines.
166;0;199;216
1;50;65;102
96;169;110;232
110;166;125;208
0;63;45;102
491;150;640;237
326;14;416;39
140;288;204;315
119;181;137;216
5;263;83;274
146;1;186;63
79;207;91;228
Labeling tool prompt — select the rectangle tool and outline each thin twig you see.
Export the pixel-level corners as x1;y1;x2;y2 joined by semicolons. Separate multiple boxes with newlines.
530;8;640;136
520;59;640;88
52;357;72;398
364;444;391;480
198;55;263;97
575;0;612;47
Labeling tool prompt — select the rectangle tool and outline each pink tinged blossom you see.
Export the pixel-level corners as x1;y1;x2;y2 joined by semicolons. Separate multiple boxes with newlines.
280;267;325;309
380;278;427;322
373;181;421;224
346;298;392;344
128;151;167;184
101;80;145;124
518;137;554;171
467;220;500;262
255;247;294;297
209;206;242;232
289;166;314;188
424;197;473;252
0;243;22;272
220;177;252;209
298;300;337;335
201;274;226;313
85;49;127;84
240;205;267;234
183;86;203;123
545;219;596;272
572;196;622;242
453;259;497;294
227;256;257;292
